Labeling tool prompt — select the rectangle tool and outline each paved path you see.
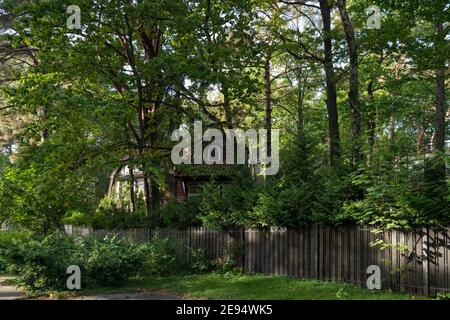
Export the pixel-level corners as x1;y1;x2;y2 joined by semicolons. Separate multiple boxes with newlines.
0;276;26;300
1;276;180;300
70;292;182;300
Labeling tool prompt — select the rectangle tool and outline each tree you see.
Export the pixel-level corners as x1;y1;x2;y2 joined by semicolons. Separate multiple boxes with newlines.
279;0;341;167
336;0;361;166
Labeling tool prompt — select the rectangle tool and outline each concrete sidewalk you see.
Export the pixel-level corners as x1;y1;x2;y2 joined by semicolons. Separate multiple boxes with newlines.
0;276;26;300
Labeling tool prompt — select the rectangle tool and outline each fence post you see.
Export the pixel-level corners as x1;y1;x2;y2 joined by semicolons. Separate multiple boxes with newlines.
64;224;73;236
241;227;246;270
314;224;320;280
188;227;192;266
422;227;429;296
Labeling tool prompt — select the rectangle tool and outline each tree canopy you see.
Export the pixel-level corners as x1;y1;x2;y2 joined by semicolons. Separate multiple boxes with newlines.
0;0;448;232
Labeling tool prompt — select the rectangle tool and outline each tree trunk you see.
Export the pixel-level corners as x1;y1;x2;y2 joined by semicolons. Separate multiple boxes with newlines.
427;20;447;186
41;128;49;140
417;126;425;155
264;51;272;155
319;0;340;168
296;67;306;159
143;171;152;216
222;83;233;130
40;107;49;141
336;0;361;166
367;81;376;160
388;114;396;151
108;166;122;195
150;178;161;210
129;166;136;212
434;53;445;152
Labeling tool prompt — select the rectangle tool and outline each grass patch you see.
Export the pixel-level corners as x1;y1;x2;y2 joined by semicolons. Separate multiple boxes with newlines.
99;273;427;300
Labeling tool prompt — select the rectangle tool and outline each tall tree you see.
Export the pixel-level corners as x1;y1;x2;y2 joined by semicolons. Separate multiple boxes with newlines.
319;0;340;167
336;0;361;165
279;0;341;168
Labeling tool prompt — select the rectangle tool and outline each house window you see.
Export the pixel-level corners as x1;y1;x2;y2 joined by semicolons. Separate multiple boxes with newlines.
187;183;203;198
136;179;145;196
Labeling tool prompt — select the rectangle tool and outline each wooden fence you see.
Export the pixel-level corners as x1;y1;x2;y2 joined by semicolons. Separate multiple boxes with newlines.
68;225;450;297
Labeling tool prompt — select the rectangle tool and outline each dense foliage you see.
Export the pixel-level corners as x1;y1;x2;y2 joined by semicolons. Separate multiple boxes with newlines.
0;230;210;291
0;0;448;232
1;232;145;290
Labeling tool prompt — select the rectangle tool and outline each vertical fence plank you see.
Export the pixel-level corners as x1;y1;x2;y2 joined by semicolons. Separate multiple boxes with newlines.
349;228;355;285
383;230;391;291
438;227;446;296
429;228;437;296
446;228;450;295
306;228;311;278
298;230;304;277
272;229;277;275
281;229;286;275
290;230;295;276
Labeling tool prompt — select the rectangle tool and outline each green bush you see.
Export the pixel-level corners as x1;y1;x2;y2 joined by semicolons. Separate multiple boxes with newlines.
6;233;82;291
212;242;245;275
62;205;152;229
63;196;202;230
62;210;90;226
190;248;212;273
78;236;146;286
141;235;189;276
1;230;211;292
89;211;151;229
3;232;148;292
198;182;255;231
0;230;34;274
158;199;201;229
